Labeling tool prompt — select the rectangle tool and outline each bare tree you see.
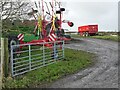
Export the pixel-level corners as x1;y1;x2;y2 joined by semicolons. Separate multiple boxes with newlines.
1;0;33;21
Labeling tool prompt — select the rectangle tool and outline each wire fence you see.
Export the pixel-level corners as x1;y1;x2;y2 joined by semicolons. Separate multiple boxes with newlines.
10;41;64;77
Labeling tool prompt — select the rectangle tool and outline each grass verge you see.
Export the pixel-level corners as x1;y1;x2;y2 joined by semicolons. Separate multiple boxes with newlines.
3;48;95;88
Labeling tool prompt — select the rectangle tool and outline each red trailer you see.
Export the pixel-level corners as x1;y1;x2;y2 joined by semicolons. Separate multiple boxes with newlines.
78;25;98;36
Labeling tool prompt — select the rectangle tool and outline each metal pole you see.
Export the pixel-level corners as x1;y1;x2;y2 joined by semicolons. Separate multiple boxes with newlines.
44;1;51;15
0;38;1;89
62;40;64;58
11;45;14;77
54;41;57;60
29;45;31;70
43;43;45;65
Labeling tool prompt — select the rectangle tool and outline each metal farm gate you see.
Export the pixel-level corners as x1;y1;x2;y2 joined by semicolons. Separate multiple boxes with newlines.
10;41;64;77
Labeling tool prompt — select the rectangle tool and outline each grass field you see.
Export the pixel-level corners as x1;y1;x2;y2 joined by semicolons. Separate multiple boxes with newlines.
71;34;119;42
90;35;119;42
3;48;95;88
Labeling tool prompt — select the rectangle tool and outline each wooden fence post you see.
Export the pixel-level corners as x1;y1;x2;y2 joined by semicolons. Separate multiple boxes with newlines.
4;38;9;77
1;38;9;79
0;38;2;90
1;38;4;80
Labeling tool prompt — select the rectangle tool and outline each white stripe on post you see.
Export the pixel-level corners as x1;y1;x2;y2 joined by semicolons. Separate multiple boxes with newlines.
49;35;55;41
52;33;57;38
18;35;24;41
17;34;22;38
49;38;51;41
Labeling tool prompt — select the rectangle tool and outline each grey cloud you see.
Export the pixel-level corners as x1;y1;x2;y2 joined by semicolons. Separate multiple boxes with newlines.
62;2;118;32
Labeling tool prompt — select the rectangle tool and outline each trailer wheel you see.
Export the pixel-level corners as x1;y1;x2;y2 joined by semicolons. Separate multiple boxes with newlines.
85;32;89;37
82;32;89;37
82;32;86;37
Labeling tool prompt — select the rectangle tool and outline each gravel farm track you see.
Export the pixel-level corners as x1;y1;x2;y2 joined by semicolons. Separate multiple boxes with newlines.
48;38;119;88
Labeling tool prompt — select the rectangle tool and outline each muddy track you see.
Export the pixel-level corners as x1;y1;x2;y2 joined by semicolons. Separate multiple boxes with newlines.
48;38;119;88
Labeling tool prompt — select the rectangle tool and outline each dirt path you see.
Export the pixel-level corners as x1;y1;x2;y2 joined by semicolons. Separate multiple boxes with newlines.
48;38;119;88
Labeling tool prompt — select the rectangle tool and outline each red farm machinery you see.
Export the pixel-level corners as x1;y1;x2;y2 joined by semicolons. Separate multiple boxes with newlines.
8;0;74;51
78;25;98;36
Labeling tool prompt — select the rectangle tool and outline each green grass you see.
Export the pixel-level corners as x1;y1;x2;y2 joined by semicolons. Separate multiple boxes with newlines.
71;34;85;38
90;35;119;42
12;46;54;75
71;34;119;42
2;26;35;37
3;48;95;88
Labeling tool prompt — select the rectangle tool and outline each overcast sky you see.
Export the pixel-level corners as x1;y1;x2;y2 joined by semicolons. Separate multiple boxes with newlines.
61;0;119;32
30;0;119;32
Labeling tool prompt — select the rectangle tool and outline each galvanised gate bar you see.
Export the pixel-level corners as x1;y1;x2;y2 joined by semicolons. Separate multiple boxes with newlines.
10;41;64;77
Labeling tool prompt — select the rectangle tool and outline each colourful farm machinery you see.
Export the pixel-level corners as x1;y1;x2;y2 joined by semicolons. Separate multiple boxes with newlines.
8;0;74;51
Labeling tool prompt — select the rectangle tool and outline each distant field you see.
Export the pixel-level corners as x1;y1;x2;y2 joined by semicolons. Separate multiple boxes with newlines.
90;35;119;42
71;34;119;42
